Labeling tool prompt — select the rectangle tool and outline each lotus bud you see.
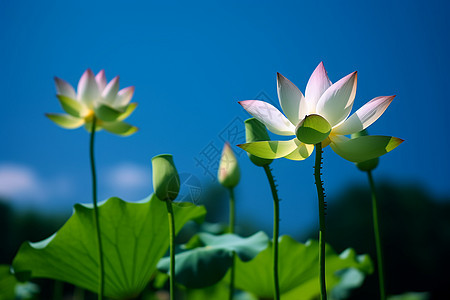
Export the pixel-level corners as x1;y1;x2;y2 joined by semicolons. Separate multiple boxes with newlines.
351;130;379;171
244;118;273;167
295;114;331;145
152;154;180;201
218;143;240;188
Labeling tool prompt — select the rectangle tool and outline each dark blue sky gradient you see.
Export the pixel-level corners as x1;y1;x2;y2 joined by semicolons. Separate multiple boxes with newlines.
1;0;449;236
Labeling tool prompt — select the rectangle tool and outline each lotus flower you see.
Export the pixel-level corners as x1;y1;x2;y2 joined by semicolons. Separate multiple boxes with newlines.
238;62;403;163
46;69;138;136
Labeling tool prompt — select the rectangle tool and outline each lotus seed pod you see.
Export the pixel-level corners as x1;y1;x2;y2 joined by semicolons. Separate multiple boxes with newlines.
218;143;240;188
244;118;273;167
295;114;331;145
152;154;180;201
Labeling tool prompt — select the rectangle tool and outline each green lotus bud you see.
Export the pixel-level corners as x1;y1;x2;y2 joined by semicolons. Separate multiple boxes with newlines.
295;114;331;145
244;118;273;167
218;143;240;188
152;154;180;201
351;130;379;171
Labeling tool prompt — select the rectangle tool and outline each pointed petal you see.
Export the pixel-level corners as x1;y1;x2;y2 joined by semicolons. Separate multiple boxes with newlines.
54;77;76;99
102;121;138;136
332;96;395;135
330;135;404;163
239;100;295;136
237;138;300;159
277;73;308;125
115;86;135;107
101;76;120;105
117;102;138;121
283;143;314;161
94;104;122;122
56;95;89;118
46;113;84;129
95;70;107;91
305;62;332;113
316;71;357;127
77;69;100;107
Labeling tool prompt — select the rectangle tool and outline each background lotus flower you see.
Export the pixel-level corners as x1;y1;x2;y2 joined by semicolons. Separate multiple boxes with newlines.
238;62;403;163
46;69;138;136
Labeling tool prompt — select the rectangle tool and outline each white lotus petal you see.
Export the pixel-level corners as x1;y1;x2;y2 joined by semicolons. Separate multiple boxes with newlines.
54;77;76;100
305;62;332;113
316;71;357;127
102;76;120;105
239;100;295;136
77;69;100;107
115;86;135;107
95;70;107;92
333;96;395;135
277;73;308;125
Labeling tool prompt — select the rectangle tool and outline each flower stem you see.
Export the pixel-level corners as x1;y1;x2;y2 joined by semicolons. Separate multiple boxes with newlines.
166;200;176;300
90;117;104;300
228;188;236;300
229;188;235;234
314;142;327;300
367;170;386;300
263;165;280;300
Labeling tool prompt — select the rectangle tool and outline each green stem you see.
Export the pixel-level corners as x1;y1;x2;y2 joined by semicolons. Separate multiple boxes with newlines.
166;200;176;300
314;143;327;300
367;171;386;300
90;117;104;300
263;165;280;300
228;188;235;300
229;188;235;234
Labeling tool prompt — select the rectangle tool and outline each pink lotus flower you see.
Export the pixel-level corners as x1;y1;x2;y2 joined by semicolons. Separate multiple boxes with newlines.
238;62;403;163
46;69;138;136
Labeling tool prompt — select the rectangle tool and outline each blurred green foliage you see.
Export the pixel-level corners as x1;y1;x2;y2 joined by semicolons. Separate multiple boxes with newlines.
305;182;450;299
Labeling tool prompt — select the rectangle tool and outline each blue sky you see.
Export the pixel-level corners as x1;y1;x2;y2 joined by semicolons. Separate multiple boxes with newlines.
1;0;449;237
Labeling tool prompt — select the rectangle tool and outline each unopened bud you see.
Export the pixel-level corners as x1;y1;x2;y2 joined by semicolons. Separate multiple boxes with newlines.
152;154;180;201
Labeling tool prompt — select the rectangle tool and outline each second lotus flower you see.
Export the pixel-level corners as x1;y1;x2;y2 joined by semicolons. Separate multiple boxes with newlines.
46;69;138;136
238;62;403;163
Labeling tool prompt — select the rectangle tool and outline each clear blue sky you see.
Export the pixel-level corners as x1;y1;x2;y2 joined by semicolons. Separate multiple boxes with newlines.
1;0;449;237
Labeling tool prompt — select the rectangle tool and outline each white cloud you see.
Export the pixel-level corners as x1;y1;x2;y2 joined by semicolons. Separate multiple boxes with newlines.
0;163;73;204
104;162;150;191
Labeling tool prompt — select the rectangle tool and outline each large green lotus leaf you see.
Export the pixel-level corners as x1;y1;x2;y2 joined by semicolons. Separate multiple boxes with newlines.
157;232;269;289
0;265;16;300
12;195;206;299
0;265;38;300
185;281;258;300
234;235;373;299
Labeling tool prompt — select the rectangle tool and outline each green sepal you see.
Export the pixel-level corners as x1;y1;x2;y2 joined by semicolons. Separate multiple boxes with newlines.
331;135;404;163
238;139;299;159
94;104;122;122
244;118;273;166
12;195;206;299
117;103;138;121
102;121;138;136
56;95;87;117
46;113;84;129
157;232;269;289
351;130;379;171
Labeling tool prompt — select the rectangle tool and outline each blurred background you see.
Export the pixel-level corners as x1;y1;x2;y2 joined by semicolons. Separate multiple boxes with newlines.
1;0;449;299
